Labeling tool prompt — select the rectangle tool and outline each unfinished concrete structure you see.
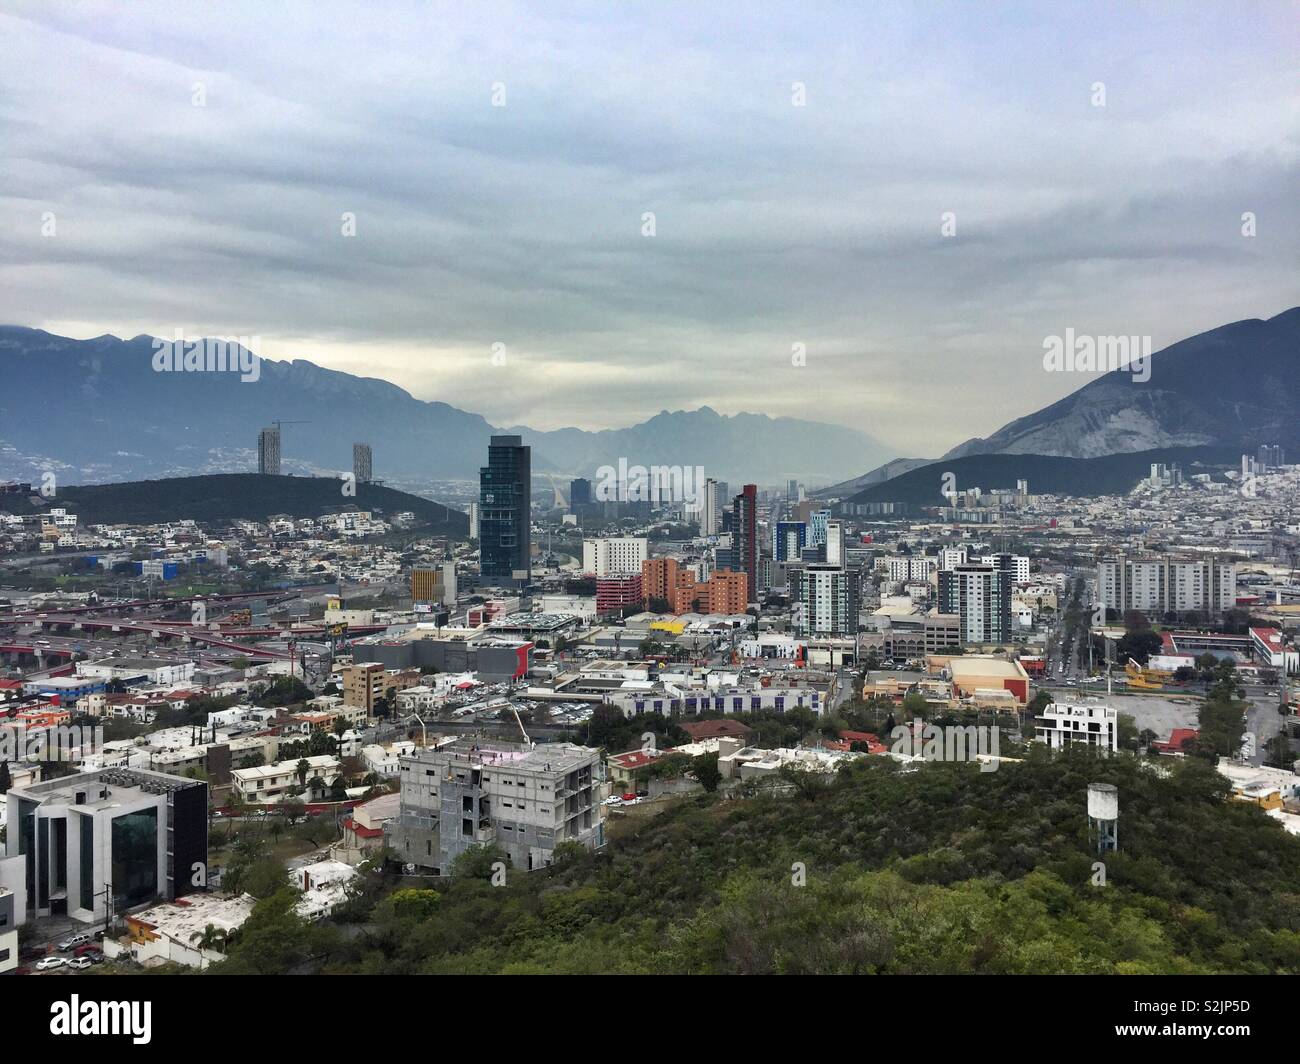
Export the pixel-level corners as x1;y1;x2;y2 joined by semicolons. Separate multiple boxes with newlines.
388;739;604;875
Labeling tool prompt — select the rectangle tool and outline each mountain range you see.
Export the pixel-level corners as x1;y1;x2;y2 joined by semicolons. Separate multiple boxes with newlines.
943;307;1300;460
3;308;1295;494
0;328;892;487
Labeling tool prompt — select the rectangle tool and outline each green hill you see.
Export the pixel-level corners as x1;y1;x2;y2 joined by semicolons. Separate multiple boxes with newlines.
209;745;1300;975
1;474;468;534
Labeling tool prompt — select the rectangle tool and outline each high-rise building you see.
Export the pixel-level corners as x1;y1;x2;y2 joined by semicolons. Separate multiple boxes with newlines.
938;546;968;571
700;477;726;536
479;435;531;585
468;501;479;540
825;520;844;567
774;521;807;563
792;563;859;636
938;563;1012;645
353;443;373;483
979;552;1030;584
807;510;831;550
258;426;281;475
1257;444;1286;472
641;557;682;606
582;537;648;577
569;478;593;508
411;563;457;607
1096;555;1236;616
733;484;758;603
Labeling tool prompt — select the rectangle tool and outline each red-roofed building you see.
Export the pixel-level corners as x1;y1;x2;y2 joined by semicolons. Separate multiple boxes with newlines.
1150;727;1199;756
678;719;755;743
1250;627;1287;668
607;748;660;786
838;730;888;754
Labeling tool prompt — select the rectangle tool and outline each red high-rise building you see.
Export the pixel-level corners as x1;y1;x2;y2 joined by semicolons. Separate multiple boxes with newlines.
733;484;758;603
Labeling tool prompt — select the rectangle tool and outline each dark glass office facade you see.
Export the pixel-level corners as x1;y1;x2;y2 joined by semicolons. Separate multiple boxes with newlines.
111;809;159;910
79;817;95;912
479;435;531;584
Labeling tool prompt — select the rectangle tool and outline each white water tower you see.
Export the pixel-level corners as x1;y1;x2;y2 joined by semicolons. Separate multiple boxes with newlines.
1087;782;1118;853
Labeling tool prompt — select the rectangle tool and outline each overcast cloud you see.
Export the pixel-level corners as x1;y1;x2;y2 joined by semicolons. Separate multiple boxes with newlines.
1;0;1296;454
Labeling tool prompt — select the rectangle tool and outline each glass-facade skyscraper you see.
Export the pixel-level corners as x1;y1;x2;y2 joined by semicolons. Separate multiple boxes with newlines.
479;435;531;585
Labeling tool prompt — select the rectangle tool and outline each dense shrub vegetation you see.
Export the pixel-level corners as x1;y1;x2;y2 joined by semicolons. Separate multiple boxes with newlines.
208;746;1300;975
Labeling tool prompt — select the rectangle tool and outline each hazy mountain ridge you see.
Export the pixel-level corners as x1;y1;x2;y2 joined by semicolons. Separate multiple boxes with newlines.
0;328;892;485
943;308;1300;460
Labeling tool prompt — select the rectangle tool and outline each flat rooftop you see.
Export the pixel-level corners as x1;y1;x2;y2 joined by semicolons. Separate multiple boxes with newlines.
10;766;203;806
128;893;256;940
948;657;1027;679
407;737;597;776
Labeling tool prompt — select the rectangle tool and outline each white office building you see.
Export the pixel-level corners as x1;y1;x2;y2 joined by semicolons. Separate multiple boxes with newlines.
582;537;648;577
1035;701;1118;752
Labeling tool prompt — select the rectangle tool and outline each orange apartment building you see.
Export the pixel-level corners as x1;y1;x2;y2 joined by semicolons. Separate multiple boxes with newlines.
641;559;749;615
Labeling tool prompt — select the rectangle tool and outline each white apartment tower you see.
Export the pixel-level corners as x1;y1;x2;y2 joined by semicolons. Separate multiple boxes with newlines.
582;537;648;577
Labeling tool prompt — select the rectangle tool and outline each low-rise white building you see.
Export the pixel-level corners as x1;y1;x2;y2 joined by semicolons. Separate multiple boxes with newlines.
103;893;257;970
231;754;341;803
1034;701;1118;752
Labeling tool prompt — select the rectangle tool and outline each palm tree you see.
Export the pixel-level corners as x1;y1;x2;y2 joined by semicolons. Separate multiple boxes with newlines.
190;924;228;954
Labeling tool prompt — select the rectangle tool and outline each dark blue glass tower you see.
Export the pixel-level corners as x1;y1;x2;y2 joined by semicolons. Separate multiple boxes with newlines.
479;435;531;585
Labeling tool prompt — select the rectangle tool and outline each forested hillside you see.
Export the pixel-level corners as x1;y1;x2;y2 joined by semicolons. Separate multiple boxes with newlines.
207;747;1300;975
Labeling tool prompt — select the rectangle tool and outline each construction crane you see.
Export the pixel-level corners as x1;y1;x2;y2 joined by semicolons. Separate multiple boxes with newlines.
510;702;533;747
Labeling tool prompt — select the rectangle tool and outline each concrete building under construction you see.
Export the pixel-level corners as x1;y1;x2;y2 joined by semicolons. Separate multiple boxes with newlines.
387;739;604;875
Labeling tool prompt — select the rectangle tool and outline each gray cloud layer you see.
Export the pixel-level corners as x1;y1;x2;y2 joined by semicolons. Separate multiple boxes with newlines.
1;0;1296;454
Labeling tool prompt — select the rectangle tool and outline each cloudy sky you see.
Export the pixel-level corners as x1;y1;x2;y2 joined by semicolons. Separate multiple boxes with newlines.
2;1;1296;455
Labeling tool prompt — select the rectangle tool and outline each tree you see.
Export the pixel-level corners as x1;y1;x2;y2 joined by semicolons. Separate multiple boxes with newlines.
295;759;310;788
376;887;442;922
1197;697;1246;760
778;762;832;802
452;844;508;881
693;752;722;793
191;923;229;954
902;691;929;721
1117;630;1162;665
1263;734;1294;770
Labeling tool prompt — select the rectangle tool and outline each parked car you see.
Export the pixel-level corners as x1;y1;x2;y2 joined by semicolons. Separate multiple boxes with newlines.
67;956;94;970
621;793;636;802
73;943;101;957
35;956;68;971
57;933;92;952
